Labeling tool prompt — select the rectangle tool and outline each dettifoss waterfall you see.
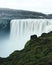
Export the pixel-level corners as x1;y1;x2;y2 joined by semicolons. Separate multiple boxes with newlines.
1;19;52;57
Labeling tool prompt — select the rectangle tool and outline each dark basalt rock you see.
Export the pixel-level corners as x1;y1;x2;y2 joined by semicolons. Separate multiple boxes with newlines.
0;19;10;32
31;35;37;40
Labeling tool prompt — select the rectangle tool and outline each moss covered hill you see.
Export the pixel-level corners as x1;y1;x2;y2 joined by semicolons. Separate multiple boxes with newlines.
0;32;52;65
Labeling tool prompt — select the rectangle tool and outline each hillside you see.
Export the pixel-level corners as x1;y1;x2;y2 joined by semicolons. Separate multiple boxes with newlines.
0;31;52;65
0;8;47;19
0;8;52;19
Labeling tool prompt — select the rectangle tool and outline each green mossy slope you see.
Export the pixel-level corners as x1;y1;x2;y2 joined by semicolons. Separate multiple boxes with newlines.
0;32;52;65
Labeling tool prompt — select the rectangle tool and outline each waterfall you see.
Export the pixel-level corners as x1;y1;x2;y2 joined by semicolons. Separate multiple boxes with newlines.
1;19;52;57
10;19;52;50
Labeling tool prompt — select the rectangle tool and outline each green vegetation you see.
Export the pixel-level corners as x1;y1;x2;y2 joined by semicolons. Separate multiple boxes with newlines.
0;32;52;65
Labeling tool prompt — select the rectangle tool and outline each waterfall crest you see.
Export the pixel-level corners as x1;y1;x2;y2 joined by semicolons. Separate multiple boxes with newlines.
10;19;52;49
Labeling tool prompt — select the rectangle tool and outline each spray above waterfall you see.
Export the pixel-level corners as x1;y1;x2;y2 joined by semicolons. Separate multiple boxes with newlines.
0;19;52;57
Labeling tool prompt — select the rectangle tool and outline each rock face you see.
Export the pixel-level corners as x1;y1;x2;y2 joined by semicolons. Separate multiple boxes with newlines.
0;19;10;32
0;31;52;65
0;19;10;40
0;19;10;38
31;35;37;40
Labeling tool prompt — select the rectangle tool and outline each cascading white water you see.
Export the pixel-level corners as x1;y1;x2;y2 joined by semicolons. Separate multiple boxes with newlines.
10;19;52;50
1;19;52;57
